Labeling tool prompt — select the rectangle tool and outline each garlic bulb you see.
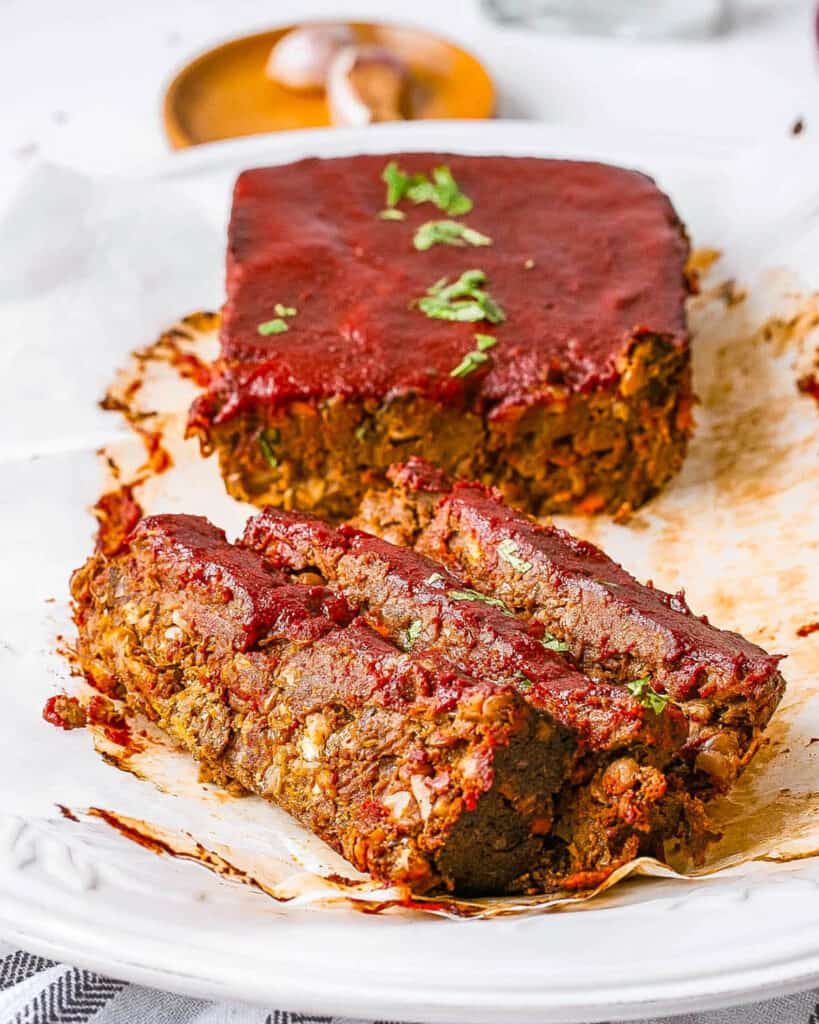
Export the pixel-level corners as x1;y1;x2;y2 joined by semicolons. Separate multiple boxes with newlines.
326;45;408;127
266;24;355;92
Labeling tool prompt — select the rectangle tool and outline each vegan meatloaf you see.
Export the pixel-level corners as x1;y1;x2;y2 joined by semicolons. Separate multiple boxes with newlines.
242;508;713;888
71;511;712;896
188;153;693;520
71;514;577;895
354;458;787;795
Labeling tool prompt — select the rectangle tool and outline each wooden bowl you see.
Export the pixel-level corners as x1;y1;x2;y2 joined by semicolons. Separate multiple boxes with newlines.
163;22;496;149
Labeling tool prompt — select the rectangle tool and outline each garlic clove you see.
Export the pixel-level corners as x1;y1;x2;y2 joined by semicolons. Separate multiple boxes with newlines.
266;24;355;92
326;45;409;127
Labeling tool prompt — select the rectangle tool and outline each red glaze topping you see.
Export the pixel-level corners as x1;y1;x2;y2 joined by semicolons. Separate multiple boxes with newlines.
133;514;355;650
126;515;518;729
242;507;685;754
445;482;784;695
387;457;452;493
245;507;586;695
197;153;689;426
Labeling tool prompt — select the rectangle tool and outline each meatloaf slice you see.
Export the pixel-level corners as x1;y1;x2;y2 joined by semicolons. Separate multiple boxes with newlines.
70;514;574;895
354;458;787;794
188;153;692;520
242;508;712;886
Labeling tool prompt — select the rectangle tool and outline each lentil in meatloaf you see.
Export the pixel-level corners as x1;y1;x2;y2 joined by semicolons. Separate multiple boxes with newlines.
188;153;693;520
353;458;787;796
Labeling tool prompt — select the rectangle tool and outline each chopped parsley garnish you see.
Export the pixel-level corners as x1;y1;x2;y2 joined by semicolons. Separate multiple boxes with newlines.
475;333;497;351
497;538;532;574
625;676;673;714
515;672;534;691
403;619;423;651
413;220;492;252
381;162;473;215
417;269;505;324
448;588;510;612
541;633;569;653
259;304;297;334
449;331;500;379
382;161;426;207
259;428;280;468
426;572;445;587
257;318;289;335
422;166;473;215
450;349;489;378
378;208;406;221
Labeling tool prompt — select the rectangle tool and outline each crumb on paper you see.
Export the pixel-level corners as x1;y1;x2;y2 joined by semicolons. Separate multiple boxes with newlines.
92;484;143;557
42;694;87;731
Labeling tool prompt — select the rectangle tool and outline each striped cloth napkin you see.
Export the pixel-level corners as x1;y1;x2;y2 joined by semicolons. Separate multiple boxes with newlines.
1;944;817;1024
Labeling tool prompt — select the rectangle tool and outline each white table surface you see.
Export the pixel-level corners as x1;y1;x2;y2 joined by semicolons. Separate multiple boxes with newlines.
1;0;817;198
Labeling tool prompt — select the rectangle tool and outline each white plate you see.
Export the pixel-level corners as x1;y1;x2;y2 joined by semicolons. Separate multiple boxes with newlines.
2;121;819;1023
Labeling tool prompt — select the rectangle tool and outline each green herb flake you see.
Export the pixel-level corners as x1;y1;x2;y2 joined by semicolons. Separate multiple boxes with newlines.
541;633;569;653
420;297;488;323
515;672;534;691
413;219;492;252
273;303;297;317
259;429;280;468
378;208;406;221
403;619;423;651
382;161;427;207
428;165;473;215
448;588;510;613
497;538;532;574
257;318;289;336
450;349;490;379
382;162;472;215
625;676;672;715
475;333;497;352
416;269;505;325
426;572;445;587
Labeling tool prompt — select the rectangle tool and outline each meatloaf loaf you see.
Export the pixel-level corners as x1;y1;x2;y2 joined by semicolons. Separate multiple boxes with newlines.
354;458;787;795
71;512;712;895
242;508;712;889
188;153;693;521
71;514;577;895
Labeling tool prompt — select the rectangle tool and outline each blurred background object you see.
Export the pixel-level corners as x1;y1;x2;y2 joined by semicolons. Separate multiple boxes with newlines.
1;0;815;182
163;22;494;148
481;0;729;39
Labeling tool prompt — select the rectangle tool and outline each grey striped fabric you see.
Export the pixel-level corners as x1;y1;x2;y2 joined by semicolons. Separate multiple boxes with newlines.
0;944;817;1024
